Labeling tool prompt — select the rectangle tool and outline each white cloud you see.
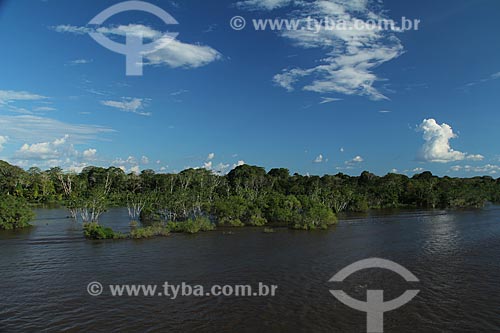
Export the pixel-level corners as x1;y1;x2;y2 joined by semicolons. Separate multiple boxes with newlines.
0;136;8;152
0;90;48;113
53;24;221;69
130;165;141;175
232;160;246;169
0;115;114;144
250;0;405;100
319;97;342;104
314;154;324;163
450;164;500;175
12;135;98;172
345;155;364;166
418;118;483;163
0;90;47;105
52;25;89;35
83;148;97;160
213;162;230;174
466;154;485;161
101;98;151;116
171;89;189;96
145;37;221;69
204;161;213;170
463;71;500;88
207;152;215;160
68;59;92;65
16;135;74;160
236;0;293;10
141;155;150;164
97;24;162;39
33;106;57;112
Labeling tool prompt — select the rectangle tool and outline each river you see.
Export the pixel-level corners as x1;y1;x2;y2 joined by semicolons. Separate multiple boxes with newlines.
1;207;499;332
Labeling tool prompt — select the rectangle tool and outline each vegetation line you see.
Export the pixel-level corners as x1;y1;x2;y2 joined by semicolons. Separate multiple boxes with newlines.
1;160;498;237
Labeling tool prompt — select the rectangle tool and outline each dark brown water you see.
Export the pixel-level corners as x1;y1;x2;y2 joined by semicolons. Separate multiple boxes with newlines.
1;207;500;332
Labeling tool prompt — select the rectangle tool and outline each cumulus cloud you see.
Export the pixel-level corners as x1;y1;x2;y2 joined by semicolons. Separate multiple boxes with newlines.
345;155;364;166
203;161;213;170
207;152;215;160
232;160;246;169
83;148;97;160
10;134;103;172
450;164;500;175
52;24;221;69
17;135;66;160
314;154;324;163
101;98;151;116
16;135;75;160
418;118;483;163
243;0;406;100
112;155;154;174
130;165;141;175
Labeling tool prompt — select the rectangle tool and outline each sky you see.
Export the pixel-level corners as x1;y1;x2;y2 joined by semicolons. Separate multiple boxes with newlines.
0;0;499;177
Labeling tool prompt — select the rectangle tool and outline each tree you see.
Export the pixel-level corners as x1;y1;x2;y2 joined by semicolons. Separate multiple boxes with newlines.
0;195;35;230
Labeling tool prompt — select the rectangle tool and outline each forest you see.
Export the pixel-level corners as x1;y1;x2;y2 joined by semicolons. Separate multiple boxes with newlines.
1;160;499;238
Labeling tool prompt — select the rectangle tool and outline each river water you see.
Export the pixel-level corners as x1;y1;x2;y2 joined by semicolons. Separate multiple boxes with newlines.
1;207;499;332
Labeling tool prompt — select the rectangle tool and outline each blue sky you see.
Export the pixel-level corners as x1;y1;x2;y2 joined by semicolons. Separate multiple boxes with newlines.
0;0;499;176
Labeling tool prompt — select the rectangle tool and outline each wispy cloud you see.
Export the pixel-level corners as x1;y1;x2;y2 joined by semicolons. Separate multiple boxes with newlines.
33;106;56;112
462;71;500;89
236;0;293;11
67;59;93;65
0;136;8;152
240;0;404;100
101;98;151;116
170;89;189;96
319;97;342;104
0;90;47;105
52;24;221;69
0;115;114;144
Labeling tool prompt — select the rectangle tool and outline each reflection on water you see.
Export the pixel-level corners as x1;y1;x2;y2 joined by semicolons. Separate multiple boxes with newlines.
1;207;500;332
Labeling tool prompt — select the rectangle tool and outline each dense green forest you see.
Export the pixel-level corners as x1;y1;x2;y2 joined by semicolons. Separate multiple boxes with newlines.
1;159;499;237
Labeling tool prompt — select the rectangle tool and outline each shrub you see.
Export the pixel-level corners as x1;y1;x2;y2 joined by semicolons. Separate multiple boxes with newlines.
166;217;216;234
290;203;338;230
130;223;169;239
249;215;267;226
219;217;244;227
0;195;35;230
83;222;118;239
